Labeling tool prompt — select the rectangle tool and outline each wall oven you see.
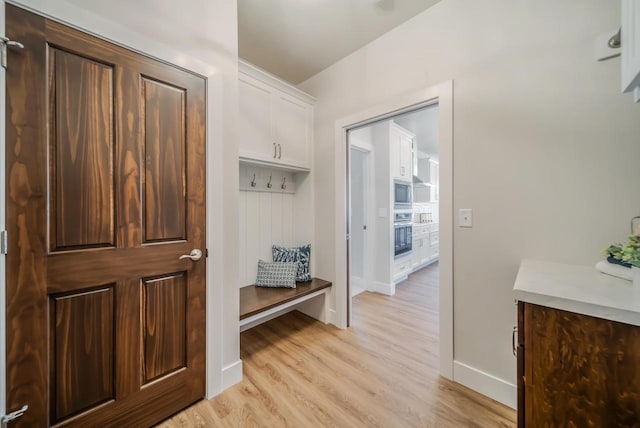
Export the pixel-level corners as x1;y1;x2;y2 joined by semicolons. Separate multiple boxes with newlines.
394;211;413;258
394;180;412;209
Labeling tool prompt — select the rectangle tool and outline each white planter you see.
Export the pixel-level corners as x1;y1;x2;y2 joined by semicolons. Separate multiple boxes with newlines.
633;266;640;288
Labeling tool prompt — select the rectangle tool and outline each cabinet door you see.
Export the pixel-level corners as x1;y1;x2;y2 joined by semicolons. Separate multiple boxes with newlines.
390;128;403;180
525;304;640;426
622;0;640;93
238;74;277;162
274;92;311;168
429;160;439;201
399;135;413;178
412;238;420;268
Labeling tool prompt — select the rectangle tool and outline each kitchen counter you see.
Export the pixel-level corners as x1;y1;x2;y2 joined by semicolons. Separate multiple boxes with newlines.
513;259;640;326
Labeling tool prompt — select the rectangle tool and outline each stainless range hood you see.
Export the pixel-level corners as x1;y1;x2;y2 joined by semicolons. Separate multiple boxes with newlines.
413;175;432;187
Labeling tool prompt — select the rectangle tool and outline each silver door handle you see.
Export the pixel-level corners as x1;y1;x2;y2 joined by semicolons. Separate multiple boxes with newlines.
277;144;282;159
179;249;202;261
512;326;518;357
273;143;277;158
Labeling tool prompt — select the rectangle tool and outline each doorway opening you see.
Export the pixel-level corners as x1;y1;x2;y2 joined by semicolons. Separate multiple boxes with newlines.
336;81;453;377
348;103;440;312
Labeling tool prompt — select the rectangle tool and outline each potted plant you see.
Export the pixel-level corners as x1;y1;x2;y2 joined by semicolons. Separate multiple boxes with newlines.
603;235;640;287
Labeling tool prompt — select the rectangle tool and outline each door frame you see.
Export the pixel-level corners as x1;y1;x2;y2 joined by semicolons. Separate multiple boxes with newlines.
335;81;454;379
348;141;374;299
0;0;238;410
0;1;6;420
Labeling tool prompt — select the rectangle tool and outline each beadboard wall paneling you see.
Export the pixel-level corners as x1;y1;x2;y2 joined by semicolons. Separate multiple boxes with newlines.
238;191;296;286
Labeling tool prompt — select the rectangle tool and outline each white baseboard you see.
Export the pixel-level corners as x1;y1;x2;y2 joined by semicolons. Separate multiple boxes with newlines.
374;281;395;296
221;360;243;391
453;360;516;409
350;275;366;296
327;308;338;327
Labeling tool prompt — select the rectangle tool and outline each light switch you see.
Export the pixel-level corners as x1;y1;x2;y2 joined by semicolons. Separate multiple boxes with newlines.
459;209;473;227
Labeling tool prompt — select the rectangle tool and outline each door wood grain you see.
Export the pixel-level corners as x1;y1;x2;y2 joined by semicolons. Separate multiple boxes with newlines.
49;47;115;251
6;5;207;426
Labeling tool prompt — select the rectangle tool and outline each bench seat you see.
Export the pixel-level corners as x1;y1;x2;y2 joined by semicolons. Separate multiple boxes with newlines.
239;278;332;330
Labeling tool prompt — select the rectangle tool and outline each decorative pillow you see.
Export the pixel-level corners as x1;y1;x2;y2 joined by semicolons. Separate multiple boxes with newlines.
255;260;298;288
272;244;311;282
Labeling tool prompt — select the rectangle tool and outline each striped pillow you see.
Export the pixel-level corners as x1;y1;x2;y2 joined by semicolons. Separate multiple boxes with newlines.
255;260;298;288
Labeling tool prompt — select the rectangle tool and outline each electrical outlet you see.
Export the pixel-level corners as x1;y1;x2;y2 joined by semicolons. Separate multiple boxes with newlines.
459;209;473;227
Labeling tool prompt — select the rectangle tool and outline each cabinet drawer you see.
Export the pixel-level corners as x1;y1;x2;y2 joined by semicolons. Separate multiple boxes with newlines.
394;256;412;275
413;224;429;235
430;244;439;259
430;231;439;245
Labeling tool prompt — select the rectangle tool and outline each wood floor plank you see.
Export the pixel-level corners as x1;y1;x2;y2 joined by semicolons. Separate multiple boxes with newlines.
158;263;516;427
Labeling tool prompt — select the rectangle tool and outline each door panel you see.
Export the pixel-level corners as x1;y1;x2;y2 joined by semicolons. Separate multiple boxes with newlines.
142;78;186;243
143;273;187;382
6;6;206;427
49;47;115;251
52;287;114;423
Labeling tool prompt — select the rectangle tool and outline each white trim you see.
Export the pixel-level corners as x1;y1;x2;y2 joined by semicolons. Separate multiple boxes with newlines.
453;361;517;409
350;276;366;296
335;82;454;380
239;59;316;104
5;0;237;399
327;308;338;325
220;360;243;393
239;288;330;332
374;281;396;296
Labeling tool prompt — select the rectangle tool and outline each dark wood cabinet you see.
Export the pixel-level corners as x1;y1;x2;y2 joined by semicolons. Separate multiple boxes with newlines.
517;302;640;427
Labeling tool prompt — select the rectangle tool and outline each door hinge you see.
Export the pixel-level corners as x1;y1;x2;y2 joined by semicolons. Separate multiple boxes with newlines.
1;37;25;69
0;230;8;255
205;248;209;258
1;405;28;427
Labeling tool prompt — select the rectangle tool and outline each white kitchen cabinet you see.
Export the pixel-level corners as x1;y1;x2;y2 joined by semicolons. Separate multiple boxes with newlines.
622;0;640;100
238;60;315;170
393;254;413;281
411;223;438;271
429;159;439;202
390;123;414;181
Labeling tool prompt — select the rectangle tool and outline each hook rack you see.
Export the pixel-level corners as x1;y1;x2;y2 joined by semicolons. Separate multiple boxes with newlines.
239;164;298;194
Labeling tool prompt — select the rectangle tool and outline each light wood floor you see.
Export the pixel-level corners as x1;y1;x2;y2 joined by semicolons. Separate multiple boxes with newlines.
158;263;516;427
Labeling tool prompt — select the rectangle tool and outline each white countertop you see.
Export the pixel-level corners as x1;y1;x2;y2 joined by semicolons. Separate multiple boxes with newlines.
513;259;640;326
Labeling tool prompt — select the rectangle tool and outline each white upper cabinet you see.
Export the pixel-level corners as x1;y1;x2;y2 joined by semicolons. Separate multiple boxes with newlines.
622;0;640;99
390;123;414;181
274;92;311;168
238;74;276;161
238;60;315;171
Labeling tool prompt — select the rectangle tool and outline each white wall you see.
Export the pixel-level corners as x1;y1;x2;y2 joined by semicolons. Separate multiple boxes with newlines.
237;165;314;287
4;0;241;396
300;0;640;404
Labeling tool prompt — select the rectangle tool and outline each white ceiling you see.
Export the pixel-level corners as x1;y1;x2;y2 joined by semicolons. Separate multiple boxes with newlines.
238;0;442;84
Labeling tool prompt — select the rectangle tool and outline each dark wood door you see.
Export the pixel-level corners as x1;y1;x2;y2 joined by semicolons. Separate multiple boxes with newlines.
6;6;207;427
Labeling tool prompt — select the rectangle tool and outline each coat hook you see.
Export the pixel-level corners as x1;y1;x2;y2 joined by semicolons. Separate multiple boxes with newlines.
281;176;287;190
267;174;273;189
250;173;256;187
